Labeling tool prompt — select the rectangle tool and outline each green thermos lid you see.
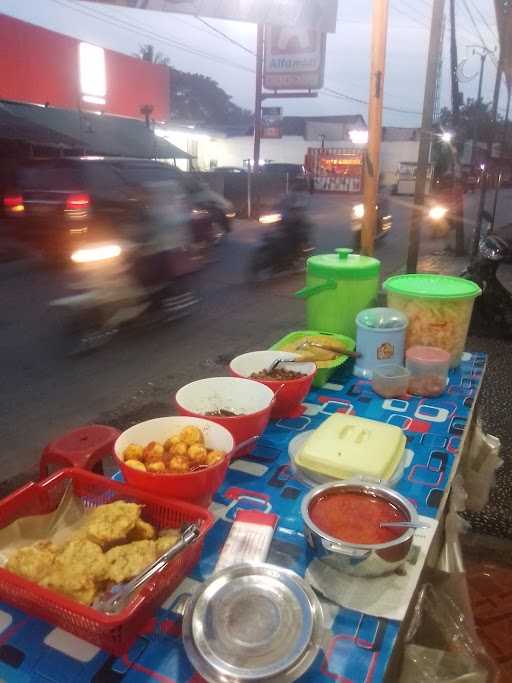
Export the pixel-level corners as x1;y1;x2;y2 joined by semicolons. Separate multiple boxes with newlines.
307;248;381;280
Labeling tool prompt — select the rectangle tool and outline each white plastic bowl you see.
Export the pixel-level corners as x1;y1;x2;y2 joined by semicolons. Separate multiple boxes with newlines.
229;350;316;379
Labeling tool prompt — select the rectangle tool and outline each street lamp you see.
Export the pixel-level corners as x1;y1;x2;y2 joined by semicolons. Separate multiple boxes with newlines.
440;131;454;144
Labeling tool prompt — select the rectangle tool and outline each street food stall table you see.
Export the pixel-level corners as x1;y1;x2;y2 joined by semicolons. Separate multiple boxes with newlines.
0;352;486;682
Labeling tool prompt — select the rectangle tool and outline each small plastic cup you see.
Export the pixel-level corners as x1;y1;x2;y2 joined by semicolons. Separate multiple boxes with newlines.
372;365;410;398
406;345;450;397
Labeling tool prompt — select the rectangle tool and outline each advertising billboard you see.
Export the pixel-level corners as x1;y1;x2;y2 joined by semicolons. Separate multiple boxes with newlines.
0;14;170;121
263;25;326;90
261;106;282;138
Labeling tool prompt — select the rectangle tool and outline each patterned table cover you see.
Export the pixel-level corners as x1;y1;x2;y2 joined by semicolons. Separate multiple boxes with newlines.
0;352;486;683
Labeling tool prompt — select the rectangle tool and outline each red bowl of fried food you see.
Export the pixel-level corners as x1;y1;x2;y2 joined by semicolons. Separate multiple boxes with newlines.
114;417;234;507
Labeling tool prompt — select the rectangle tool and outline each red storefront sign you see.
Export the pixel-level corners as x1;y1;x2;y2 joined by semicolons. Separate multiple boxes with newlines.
0;14;170;121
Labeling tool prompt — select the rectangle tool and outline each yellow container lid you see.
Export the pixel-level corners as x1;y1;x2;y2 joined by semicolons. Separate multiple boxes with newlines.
295;413;405;481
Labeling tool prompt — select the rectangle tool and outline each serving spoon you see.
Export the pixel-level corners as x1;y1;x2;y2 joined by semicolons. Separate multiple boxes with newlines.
379;521;429;530
297;341;361;360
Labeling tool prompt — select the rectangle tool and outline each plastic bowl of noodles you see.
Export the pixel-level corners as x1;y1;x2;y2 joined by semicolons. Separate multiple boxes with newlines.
383;274;481;367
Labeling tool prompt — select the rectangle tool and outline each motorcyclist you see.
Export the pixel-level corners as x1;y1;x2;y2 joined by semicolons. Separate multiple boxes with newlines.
278;178;313;250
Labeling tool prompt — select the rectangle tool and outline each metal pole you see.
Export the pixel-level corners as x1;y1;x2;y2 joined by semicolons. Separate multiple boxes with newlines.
476;52;486;103
449;0;460;125
471;62;503;257
250;23;264;218
407;0;446;272
361;0;390;256
490;86;511;229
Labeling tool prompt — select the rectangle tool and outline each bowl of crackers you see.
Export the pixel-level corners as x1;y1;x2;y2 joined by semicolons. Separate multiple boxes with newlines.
115;416;234;506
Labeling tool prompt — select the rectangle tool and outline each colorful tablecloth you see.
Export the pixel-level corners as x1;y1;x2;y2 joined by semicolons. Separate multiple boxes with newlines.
0;352;486;683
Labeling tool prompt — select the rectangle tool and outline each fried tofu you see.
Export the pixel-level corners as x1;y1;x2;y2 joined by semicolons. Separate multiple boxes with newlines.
57;539;108;582
155;533;179;556
105;540;157;584
85;501;141;547
41;566;98;606
6;541;57;583
128;519;156;542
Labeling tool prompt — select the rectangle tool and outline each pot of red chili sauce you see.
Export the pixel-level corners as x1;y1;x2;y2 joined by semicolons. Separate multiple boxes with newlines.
301;481;418;577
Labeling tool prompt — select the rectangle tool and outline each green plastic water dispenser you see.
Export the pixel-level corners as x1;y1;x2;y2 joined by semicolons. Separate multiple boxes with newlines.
296;248;381;338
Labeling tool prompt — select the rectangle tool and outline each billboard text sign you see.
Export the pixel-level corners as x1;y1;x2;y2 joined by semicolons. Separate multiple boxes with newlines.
261;106;282;138
85;0;338;32
263;25;326;90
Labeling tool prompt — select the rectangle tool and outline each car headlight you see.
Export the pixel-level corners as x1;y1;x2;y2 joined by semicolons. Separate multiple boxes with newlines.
225;211;236;219
71;244;122;263
259;213;282;225
428;205;448;221
352;204;365;219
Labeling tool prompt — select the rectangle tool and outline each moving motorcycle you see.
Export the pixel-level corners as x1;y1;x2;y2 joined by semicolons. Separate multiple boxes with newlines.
351;197;392;250
248;201;314;281
50;240;200;355
462;225;512;337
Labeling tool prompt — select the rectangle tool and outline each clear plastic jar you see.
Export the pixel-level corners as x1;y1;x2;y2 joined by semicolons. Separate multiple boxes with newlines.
372;365;410;398
406;346;450;397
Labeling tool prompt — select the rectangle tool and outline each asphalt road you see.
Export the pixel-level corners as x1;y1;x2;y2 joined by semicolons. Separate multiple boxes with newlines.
0;189;494;485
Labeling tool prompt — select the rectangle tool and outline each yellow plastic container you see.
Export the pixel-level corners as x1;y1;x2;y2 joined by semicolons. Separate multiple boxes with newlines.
295;413;406;481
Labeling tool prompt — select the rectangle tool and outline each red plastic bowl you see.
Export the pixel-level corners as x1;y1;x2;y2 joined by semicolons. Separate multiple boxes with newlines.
230;351;316;419
114;416;234;507
175;377;274;458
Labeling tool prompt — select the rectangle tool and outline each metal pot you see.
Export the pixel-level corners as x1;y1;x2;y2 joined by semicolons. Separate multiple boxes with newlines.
301;481;418;577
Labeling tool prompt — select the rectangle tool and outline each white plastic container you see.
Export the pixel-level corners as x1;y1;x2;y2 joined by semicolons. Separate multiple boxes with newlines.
354;308;408;379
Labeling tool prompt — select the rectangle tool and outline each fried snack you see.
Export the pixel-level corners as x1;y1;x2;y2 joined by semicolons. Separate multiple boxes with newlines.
105;540;157;584
128;519;156;542
155;532;180;556
148;461;166;474
143;441;165;464
164;435;181;451
180;426;204;446
85;501;141;547
168;455;190;473
125;459;147;472
169;441;187;457
41;567;98;606
206;450;225;467
6;541;57;583
188;444;208;466
58;539;108;582
307;335;347;353
122;444;144;461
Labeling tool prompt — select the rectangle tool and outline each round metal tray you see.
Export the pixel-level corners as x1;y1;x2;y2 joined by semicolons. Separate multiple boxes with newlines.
182;563;324;683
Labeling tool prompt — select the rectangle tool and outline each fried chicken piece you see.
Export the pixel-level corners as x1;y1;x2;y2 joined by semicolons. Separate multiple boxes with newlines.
57;539;108;582
41;566;98;606
128;519;156;542
6;541;57;583
85;501;141;547
105;540;156;584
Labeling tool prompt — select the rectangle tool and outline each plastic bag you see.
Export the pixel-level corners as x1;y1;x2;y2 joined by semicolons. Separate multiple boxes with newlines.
399;583;494;683
400;480;497;683
462;417;502;513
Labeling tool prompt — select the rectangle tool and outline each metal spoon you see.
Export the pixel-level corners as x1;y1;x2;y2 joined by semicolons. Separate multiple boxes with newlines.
379;521;429;530
93;524;200;614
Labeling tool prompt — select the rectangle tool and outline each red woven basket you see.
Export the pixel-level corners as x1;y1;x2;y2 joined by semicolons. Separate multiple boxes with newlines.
0;469;213;655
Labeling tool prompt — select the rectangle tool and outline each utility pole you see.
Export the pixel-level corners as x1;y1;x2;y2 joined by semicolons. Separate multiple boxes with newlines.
250;23;264;217
449;0;465;256
472;61;503;258
407;0;446;273
361;0;389;256
449;0;461;125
